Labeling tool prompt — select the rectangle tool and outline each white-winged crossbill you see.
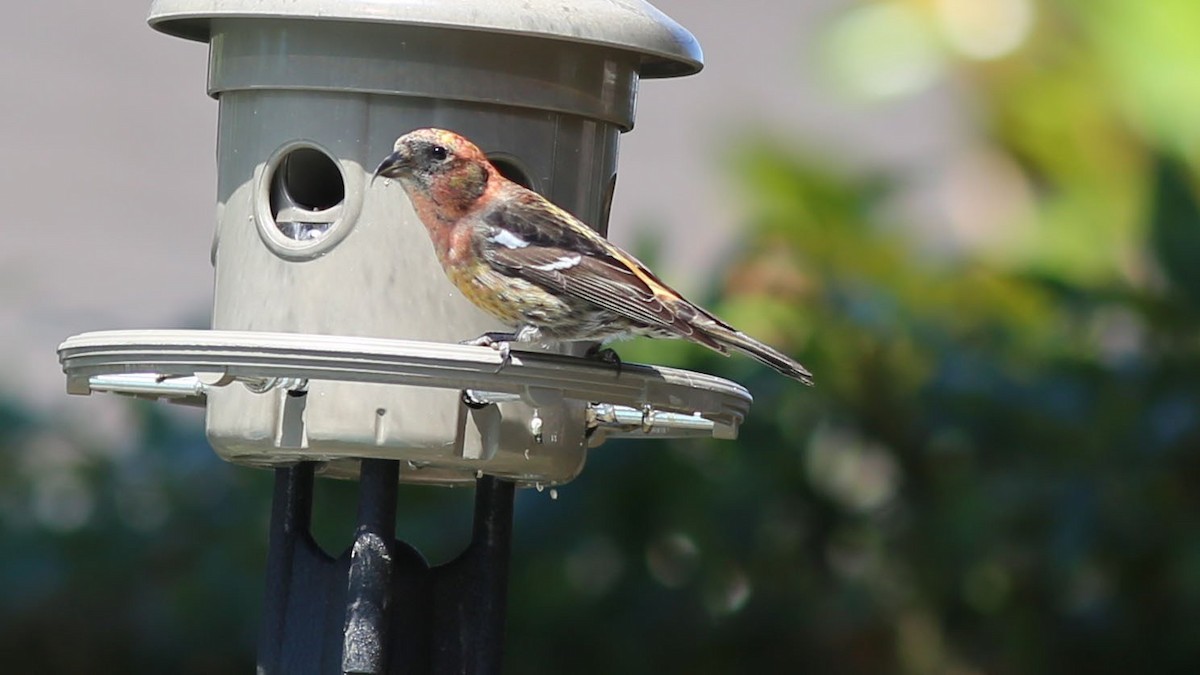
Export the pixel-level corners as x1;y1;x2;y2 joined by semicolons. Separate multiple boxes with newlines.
374;128;813;385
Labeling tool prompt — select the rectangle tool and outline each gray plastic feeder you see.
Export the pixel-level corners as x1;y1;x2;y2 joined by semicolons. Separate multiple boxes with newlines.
58;0;735;487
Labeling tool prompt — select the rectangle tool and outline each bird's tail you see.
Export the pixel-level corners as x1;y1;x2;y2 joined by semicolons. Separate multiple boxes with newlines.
703;325;814;386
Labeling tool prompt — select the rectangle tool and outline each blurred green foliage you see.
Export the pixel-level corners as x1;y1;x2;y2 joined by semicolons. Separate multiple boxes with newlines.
5;1;1200;673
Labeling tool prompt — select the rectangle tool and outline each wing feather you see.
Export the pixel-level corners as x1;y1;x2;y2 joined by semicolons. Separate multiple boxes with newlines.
477;187;732;350
484;246;682;330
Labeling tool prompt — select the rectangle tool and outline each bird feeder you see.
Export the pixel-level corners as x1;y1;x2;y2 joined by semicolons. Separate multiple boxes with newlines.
58;0;751;488
54;1;763;671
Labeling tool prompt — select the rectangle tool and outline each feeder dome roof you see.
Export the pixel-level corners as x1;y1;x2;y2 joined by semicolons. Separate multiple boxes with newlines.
148;0;703;78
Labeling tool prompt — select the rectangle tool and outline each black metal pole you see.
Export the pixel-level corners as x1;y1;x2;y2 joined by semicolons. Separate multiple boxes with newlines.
431;476;516;674
258;463;315;671
256;462;516;675
343;459;401;674
466;475;516;672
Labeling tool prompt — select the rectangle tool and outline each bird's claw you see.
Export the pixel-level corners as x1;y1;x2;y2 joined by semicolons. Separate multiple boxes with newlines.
585;344;623;376
460;332;517;373
493;341;512;373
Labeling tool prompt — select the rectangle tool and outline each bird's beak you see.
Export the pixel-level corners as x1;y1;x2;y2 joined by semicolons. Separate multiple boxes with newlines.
372;147;411;184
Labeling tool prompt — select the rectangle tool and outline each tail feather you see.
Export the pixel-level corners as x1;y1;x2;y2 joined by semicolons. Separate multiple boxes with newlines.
701;326;814;386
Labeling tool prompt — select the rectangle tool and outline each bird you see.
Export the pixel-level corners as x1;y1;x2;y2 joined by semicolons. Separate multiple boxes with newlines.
373;128;813;385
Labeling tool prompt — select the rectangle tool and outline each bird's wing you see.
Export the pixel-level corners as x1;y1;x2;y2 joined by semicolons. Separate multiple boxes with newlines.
478;190;729;348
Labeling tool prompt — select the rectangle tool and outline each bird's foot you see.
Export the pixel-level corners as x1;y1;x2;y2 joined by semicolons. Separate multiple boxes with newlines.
461;332;517;373
462;331;517;347
585;344;623;376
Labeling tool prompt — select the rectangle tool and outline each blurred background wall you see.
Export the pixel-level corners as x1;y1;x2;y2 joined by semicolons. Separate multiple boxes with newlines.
3;0;1199;672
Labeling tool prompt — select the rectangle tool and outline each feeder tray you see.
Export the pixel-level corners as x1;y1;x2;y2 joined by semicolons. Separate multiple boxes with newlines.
58;330;752;480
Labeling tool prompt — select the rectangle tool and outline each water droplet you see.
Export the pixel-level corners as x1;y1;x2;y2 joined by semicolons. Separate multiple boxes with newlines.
535;483;544;493
549;488;559;500
530;410;544;444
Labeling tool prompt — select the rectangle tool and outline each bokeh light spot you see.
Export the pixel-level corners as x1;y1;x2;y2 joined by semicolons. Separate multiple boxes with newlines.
645;532;700;588
32;472;94;532
564;535;625;597
936;0;1035;60
822;2;943;99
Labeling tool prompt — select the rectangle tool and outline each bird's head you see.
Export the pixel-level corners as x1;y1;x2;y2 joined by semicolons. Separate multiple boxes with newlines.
373;128;492;209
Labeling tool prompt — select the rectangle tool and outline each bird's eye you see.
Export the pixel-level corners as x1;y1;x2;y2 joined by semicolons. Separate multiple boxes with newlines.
430;145;448;161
